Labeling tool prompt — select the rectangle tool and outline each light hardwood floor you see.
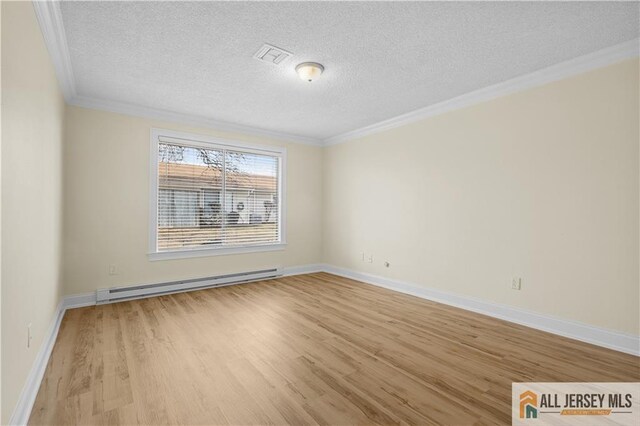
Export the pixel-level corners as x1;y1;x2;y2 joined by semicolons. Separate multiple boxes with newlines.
30;272;639;425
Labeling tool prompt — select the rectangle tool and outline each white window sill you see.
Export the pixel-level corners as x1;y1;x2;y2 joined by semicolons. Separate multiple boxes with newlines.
148;243;286;261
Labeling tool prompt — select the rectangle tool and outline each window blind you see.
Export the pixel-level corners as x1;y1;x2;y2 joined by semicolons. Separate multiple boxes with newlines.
156;140;281;252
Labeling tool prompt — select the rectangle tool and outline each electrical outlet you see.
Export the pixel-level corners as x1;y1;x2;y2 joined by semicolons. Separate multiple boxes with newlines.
367;255;373;263
511;277;522;290
27;323;32;348
109;264;118;275
384;261;390;268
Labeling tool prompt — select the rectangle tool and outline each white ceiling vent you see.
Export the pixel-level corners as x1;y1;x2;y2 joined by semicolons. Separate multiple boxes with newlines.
254;43;292;65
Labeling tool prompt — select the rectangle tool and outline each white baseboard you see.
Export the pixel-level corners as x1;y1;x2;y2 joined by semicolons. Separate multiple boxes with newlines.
8;301;65;426
7;263;322;424
56;264;640;357
283;264;325;276
62;266;323;308
321;264;640;356
62;292;96;309
9;291;99;425
10;263;638;424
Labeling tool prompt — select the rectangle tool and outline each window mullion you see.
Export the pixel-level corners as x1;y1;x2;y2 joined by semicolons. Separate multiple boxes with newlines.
221;148;226;245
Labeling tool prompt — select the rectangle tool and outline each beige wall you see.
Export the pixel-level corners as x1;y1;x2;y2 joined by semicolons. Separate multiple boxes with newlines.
1;2;65;422
1;3;637;419
323;59;640;335
63;106;323;295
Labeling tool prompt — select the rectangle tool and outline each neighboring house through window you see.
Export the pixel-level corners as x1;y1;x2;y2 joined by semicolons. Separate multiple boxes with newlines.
149;128;286;260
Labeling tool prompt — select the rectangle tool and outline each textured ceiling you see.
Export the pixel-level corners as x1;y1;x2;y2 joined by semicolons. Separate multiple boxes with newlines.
60;1;639;141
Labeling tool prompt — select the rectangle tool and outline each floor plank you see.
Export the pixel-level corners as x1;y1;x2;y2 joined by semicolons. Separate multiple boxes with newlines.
29;272;640;425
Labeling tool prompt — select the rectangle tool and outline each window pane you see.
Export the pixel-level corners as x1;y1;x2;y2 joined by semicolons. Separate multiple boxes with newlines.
157;143;223;250
224;150;279;246
202;190;221;226
158;189;172;227
156;140;281;252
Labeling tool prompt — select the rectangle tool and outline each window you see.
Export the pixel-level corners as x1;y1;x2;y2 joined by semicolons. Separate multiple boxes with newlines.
149;129;286;260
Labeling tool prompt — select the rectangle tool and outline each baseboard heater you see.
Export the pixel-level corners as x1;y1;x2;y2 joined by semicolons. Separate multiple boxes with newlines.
96;267;283;304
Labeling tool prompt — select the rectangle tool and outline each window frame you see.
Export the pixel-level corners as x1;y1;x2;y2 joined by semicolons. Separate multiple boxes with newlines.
148;128;287;261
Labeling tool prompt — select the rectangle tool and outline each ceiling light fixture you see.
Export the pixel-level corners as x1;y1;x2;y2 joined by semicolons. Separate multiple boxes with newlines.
295;62;324;82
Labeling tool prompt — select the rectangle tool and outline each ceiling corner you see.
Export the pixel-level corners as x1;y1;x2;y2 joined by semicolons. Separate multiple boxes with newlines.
31;1;323;148
32;0;77;101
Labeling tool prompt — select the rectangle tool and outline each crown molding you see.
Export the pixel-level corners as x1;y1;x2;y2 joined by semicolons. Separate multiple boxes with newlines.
31;1;323;146
32;0;76;101
324;38;640;146
32;0;638;148
69;95;324;146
